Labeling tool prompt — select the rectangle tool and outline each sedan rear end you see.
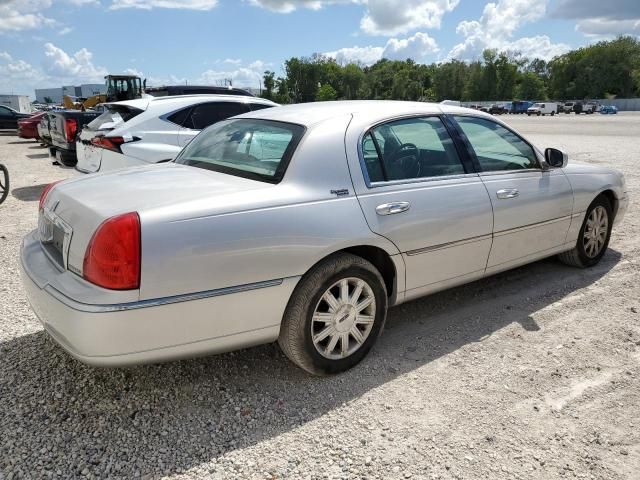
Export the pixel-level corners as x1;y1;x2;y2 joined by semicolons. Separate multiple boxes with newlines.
18;112;45;140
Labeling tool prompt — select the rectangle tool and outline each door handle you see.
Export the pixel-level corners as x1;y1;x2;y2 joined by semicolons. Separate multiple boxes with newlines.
376;202;410;216
496;188;519;199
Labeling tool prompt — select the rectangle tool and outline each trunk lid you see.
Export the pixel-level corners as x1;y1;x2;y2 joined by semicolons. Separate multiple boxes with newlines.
42;163;276;275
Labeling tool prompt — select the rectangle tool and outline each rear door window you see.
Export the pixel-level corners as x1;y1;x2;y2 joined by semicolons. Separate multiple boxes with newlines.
453;116;539;171
184;102;250;130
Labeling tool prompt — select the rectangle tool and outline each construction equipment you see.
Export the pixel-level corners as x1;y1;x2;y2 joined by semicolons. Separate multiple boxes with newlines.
63;74;145;110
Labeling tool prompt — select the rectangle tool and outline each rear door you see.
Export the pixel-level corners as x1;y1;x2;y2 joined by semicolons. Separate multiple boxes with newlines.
451;115;573;271
177;102;251;147
349;115;494;295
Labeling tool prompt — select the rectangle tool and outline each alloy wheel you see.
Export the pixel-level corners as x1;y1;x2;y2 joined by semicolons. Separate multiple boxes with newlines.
583;205;608;258
311;277;376;360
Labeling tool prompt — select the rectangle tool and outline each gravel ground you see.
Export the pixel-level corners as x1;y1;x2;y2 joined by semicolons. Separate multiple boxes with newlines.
0;113;638;480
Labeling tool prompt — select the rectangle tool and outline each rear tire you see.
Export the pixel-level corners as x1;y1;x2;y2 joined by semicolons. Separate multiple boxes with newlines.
278;253;388;375
558;195;613;268
57;150;77;167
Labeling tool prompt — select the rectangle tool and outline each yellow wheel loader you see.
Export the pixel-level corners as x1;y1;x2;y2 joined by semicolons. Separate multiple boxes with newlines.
63;74;145;110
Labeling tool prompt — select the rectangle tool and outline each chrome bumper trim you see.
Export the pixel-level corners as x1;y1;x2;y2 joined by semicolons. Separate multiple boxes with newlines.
42;278;285;314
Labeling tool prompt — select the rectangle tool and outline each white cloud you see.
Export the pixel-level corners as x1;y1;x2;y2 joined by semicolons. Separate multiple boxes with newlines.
123;67;144;76
247;0;350;14
43;43;108;81
325;31;439;65
109;0;218;10
0;53;44;95
58;26;74;35
383;32;439;60
198;59;271;89
249;0;458;35
551;0;640;38
0;0;56;33
325;45;385;65
223;58;243;65
575;19;640;38
448;0;570;60
360;0;458;35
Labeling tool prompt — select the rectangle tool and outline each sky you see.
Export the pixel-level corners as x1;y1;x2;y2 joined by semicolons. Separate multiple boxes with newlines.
1;0;639;97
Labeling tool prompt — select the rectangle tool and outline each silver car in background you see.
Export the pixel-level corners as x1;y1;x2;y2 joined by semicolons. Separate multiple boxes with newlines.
21;101;628;375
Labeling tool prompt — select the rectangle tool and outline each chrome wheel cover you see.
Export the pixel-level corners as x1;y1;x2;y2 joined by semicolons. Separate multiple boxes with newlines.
311;277;376;360
583;206;608;258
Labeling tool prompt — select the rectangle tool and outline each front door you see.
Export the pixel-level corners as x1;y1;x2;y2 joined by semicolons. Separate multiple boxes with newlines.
451;115;573;271
350;115;494;296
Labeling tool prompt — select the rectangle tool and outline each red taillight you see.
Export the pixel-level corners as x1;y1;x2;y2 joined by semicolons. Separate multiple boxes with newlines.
39;180;63;210
64;118;78;142
83;212;141;290
91;136;126;153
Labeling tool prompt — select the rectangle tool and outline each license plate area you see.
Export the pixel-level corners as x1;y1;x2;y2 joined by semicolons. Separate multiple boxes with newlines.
39;209;72;270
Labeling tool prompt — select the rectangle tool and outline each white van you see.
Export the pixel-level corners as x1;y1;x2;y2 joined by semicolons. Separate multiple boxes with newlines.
527;102;557;116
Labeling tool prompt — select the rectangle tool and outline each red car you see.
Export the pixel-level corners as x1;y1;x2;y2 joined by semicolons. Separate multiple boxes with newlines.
18;112;45;140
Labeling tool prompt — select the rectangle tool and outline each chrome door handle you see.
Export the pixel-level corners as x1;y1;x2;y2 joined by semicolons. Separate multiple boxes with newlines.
496;188;519;199
376;202;410;216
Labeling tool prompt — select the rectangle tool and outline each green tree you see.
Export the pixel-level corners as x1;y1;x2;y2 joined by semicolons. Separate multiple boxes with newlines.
43;96;53;104
516;72;547;100
261;71;275;100
316;83;337;101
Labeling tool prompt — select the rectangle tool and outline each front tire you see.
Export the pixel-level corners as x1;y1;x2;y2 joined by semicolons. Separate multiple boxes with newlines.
278;253;388;375
559;195;613;268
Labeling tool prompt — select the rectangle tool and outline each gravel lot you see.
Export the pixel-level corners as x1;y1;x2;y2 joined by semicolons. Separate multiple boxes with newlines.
0;113;638;480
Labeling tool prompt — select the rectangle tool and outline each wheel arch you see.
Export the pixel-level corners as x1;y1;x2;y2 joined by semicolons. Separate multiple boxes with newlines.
300;244;404;307
598;189;618;219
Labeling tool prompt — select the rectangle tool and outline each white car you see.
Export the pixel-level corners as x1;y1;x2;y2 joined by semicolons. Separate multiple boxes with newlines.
22;101;627;374
75;95;278;173
527;102;558;116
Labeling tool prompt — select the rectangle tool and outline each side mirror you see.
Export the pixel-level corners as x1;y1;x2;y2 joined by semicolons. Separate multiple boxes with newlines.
545;148;568;168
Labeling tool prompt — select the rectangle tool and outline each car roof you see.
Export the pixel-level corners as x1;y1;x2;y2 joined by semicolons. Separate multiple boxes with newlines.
105;94;278;111
236;100;491;127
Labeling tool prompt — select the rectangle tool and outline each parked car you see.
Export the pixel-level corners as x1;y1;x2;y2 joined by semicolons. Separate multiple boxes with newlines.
509;101;533;114
0;105;31;129
563;102;575;113
22;101;628;374
600;105;618;114
583;102;599;114
37;112;53;148
145;85;255;97
18;112;46;140
488;104;509;115
76;95;278;174
48;110;101;166
527;102;557;116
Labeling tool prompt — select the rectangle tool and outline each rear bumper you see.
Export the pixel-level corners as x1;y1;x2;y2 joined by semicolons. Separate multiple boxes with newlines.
21;230;297;366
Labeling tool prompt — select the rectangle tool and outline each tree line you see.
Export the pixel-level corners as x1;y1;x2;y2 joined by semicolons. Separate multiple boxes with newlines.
261;36;640;104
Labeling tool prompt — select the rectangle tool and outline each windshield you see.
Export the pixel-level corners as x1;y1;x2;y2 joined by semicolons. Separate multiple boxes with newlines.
175;118;305;183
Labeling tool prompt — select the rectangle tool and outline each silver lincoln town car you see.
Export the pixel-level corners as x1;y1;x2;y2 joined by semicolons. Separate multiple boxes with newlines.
21;101;628;375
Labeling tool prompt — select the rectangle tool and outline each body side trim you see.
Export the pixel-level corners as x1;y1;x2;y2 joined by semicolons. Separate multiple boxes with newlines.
43;278;286;313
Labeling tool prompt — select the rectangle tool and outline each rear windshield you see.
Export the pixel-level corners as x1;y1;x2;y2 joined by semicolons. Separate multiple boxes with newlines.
174;119;305;183
86;105;143;131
